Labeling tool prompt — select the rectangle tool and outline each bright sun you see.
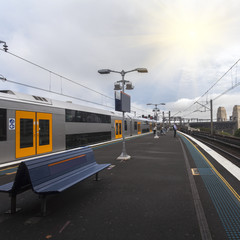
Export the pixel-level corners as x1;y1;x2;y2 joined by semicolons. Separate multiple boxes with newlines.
188;30;197;40
136;3;223;65
148;5;220;60
167;20;211;56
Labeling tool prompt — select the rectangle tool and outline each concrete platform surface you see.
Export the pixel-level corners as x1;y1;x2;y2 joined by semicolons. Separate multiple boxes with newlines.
0;132;235;240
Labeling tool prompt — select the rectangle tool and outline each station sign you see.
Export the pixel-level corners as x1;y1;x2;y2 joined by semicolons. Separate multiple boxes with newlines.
9;118;15;130
115;91;131;113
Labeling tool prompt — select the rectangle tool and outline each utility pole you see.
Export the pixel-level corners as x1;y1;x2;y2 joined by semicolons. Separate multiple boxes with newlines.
168;111;171;126
210;99;213;136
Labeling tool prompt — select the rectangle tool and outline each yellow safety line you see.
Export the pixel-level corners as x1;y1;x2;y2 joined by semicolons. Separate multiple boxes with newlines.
0;165;18;172
6;172;17;175
182;134;240;202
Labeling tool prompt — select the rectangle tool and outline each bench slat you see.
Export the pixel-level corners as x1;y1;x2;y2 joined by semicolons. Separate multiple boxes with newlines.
34;163;109;193
0;146;110;215
0;182;14;192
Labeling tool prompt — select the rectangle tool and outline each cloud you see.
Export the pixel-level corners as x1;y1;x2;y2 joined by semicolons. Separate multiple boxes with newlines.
0;0;240;120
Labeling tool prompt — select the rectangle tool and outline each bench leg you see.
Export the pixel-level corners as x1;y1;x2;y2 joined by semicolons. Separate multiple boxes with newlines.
95;172;99;181
10;194;16;214
5;194;21;214
40;195;47;217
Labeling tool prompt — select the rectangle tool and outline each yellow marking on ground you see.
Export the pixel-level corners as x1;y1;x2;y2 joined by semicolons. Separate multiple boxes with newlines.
6;172;17;175
0;166;18;172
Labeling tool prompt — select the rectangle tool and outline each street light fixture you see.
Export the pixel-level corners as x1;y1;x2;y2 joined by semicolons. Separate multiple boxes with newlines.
98;67;148;160
0;40;8;52
114;82;122;90
147;103;165;138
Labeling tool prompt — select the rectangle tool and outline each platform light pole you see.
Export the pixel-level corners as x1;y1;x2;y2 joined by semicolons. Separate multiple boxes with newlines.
0;40;8;52
98;68;148;160
147;103;165;138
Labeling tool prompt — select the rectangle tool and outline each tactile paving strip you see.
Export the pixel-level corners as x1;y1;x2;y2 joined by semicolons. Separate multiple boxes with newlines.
180;134;240;239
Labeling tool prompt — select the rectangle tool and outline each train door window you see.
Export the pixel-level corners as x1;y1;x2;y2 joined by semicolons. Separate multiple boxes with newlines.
39;120;49;145
115;120;122;139
37;113;52;154
16;111;36;158
124;120;127;131
137;122;141;134
119;122;122;135
20;119;34;148
0;109;6;141
116;122;119;135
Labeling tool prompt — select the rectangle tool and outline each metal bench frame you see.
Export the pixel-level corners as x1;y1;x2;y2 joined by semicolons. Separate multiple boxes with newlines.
0;147;110;216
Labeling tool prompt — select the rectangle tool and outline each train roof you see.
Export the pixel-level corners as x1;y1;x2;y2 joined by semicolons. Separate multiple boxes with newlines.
0;90;154;122
0;90;112;115
0;90;53;105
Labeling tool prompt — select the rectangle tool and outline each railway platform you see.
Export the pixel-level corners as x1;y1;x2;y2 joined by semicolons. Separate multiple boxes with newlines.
0;132;239;240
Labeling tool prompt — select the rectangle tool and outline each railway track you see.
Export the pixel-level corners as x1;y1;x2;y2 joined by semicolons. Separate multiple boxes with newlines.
186;131;240;168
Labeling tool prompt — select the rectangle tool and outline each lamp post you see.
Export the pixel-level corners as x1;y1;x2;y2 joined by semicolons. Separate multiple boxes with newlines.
98;68;148;160
0;40;8;52
147;103;165;138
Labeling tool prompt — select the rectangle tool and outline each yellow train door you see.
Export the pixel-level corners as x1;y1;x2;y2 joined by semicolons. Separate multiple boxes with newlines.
115;120;122;139
149;123;153;132
16;111;52;158
137;122;141;135
16;111;36;158
37;113;52;154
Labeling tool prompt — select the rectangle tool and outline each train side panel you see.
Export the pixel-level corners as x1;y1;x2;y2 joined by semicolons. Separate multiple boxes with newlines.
52;108;66;152
0;91;153;164
0;108;15;162
0;98;66;164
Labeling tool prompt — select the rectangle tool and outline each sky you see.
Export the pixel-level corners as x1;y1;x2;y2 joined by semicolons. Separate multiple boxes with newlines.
0;0;240;121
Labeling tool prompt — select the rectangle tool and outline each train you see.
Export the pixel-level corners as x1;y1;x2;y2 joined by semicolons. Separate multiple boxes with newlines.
0;90;153;164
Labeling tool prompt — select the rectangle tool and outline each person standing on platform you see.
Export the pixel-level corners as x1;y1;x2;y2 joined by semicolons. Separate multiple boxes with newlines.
173;124;177;137
153;125;157;135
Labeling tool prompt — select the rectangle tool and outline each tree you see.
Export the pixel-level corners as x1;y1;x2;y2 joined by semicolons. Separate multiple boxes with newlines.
234;128;240;137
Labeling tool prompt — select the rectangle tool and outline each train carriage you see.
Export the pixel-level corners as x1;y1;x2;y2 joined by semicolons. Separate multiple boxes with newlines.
0;90;153;164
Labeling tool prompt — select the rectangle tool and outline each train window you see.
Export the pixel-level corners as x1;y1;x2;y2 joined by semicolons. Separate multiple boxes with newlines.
134;122;137;130
142;128;149;133
65;109;111;123
0;109;6;141
39;119;50;146
124;120;127;131
66;131;111;149
20;119;34;148
119;123;122;135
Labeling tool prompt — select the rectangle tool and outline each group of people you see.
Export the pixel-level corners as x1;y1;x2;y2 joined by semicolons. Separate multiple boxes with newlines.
153;124;177;137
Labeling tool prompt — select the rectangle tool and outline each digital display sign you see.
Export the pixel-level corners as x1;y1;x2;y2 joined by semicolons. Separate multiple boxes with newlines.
115;91;131;112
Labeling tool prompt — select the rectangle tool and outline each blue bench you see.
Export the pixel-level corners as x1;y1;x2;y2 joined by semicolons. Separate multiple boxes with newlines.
0;147;110;216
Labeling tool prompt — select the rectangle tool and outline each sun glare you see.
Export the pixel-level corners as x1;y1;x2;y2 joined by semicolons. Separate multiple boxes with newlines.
167;19;213;57
188;30;197;40
146;4;221;61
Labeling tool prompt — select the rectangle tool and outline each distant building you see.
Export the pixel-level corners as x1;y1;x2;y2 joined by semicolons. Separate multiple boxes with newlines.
232;105;240;129
217;107;227;122
189;105;239;134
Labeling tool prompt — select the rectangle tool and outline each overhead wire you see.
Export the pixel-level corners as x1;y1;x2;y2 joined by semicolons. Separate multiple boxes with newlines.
5;78;114;108
194;58;240;104
1;49;113;100
173;58;240;118
0;49;149;114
